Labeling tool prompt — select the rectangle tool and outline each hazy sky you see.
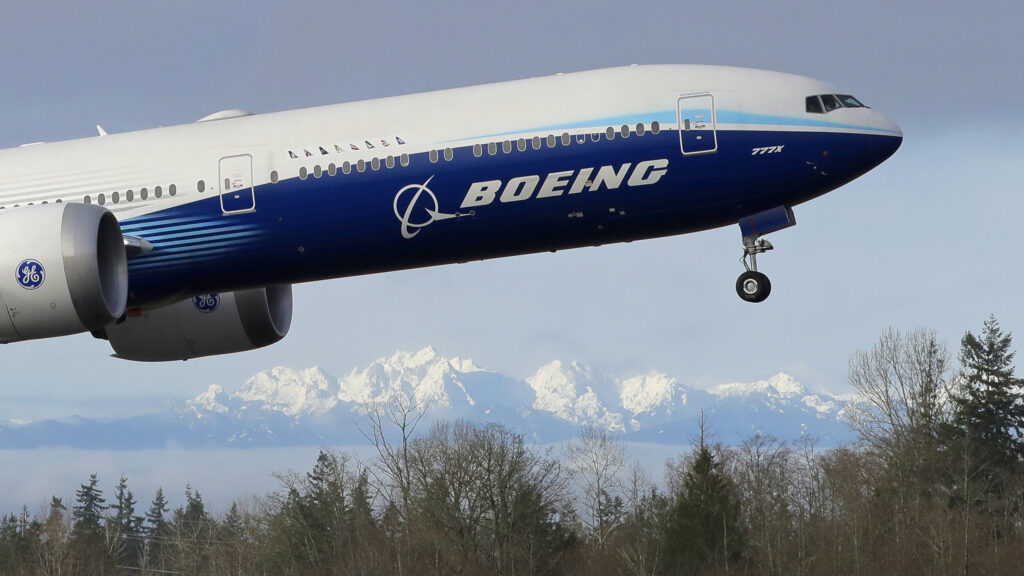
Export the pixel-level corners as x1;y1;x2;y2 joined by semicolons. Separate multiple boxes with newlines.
1;0;1022;420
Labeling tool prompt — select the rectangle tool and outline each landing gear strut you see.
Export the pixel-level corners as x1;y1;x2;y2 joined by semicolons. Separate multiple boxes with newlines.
736;236;772;303
734;206;796;303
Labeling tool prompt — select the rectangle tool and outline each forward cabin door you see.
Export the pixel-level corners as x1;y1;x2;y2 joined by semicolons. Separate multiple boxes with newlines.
219;154;255;214
677;93;718;155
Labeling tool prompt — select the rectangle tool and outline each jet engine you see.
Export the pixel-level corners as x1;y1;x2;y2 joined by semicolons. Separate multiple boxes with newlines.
0;203;128;343
101;285;293;361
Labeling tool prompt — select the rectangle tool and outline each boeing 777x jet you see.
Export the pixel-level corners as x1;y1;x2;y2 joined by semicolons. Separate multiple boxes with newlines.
0;65;902;360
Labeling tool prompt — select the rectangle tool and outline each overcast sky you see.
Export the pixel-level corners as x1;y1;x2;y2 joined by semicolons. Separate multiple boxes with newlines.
1;0;1022;420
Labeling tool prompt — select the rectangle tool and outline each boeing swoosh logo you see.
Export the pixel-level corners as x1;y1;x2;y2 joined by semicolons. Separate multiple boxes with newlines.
393;176;468;239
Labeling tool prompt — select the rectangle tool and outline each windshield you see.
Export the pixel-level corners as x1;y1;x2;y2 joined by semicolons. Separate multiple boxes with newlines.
806;94;869;114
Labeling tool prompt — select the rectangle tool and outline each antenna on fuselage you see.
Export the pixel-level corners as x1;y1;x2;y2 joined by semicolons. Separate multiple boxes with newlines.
96;125;108;137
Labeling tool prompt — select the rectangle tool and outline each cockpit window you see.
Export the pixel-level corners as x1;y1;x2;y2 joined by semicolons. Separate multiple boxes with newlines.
821;94;843;112
836;94;866;108
806;93;869;114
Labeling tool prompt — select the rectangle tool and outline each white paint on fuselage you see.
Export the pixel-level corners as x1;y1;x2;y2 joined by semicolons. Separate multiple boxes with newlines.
0;65;897;221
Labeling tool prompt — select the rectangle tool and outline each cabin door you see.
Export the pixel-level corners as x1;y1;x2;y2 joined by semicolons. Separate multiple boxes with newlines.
677;94;718;155
219;154;255;214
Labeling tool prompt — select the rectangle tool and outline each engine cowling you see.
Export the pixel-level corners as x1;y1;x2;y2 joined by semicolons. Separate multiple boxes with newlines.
101;285;293;361
0;203;127;343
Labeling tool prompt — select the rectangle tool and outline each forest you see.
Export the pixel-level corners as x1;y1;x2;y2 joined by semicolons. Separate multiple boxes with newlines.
0;316;1022;576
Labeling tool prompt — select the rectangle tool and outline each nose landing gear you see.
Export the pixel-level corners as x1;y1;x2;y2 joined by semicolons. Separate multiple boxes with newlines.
737;237;773;303
734;206;796;304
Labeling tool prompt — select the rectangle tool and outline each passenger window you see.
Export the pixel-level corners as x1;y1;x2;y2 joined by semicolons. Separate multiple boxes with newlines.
112;191;120;204
314;165;323;178
169;184;177;197
532;136;542;150
517;138;527;152
576;134;586;144
371;158;380;171
400;153;410;167
429;150;439;163
357;159;366;172
605;127;615;140
98;193;106;205
561;133;571;146
590;133;600;142
488;142;497;155
299;167;308;180
635;123;645;136
328;163;337;176
473;143;482;157
443;148;453;161
502;140;512;153
651;121;661;134
155;186;163;198
806;96;824;114
620;125;630;138
198;180;205;192
342;161;352;174
547;134;556;148
141;188;149;200
821;94;843;112
84;196;91;204
386;156;395;169
126;190;134;202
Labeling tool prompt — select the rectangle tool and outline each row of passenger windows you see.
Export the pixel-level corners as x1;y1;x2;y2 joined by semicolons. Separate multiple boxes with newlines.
2;122;664;208
289;152;413;182
83;183;185;206
286;122;661;183
0;182;192;210
805;94;867;114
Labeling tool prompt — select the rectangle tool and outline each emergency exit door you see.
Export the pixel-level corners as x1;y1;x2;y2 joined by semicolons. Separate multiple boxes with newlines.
219;154;255;214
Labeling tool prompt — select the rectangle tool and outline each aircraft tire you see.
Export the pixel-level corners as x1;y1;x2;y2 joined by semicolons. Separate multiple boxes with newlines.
736;271;771;303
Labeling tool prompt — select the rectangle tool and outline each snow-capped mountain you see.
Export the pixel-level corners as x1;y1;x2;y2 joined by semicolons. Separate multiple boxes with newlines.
0;348;855;449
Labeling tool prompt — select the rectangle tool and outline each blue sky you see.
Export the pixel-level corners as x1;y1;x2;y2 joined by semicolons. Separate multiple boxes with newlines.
0;0;1022;421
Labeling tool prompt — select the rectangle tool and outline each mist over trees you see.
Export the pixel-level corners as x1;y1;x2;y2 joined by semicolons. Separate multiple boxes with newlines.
1;316;1023;575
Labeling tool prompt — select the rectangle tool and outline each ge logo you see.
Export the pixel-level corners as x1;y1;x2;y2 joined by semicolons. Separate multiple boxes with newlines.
392;175;459;239
16;260;45;290
193;293;220;313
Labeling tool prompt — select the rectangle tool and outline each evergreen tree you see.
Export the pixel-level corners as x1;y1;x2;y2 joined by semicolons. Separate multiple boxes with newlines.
948;316;1024;496
145;486;170;536
222;502;244;540
171;484;216;575
348;467;375;529
40;497;71;576
143;487;171;570
71;473;106;538
663;421;745;574
112;475;143;568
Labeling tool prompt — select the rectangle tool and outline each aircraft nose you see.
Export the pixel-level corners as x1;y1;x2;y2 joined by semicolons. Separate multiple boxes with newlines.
871;112;903;160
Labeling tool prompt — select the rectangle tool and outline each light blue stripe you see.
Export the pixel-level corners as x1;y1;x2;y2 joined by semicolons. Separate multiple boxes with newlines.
716;111;898;133
131;247;237;266
156;230;262;248
449;108;897;142
121;217;226;233
146;225;256;242
130;221;256;237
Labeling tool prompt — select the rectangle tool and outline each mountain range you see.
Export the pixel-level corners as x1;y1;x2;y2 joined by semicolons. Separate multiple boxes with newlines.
0;347;857;449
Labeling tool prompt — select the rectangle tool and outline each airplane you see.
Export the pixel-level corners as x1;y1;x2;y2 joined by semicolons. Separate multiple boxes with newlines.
0;65;901;361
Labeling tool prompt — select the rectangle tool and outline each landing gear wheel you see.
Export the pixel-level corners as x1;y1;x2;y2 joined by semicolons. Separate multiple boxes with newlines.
736;271;771;303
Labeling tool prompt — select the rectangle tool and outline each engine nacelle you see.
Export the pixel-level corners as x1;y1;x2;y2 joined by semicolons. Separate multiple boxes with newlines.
0;203;127;343
101;285;293;361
